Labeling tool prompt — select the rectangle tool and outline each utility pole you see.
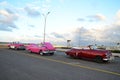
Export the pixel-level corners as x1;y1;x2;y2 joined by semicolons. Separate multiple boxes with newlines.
43;12;50;43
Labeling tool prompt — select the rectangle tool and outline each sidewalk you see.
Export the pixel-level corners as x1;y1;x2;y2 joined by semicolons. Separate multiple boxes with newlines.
112;53;120;57
56;49;69;52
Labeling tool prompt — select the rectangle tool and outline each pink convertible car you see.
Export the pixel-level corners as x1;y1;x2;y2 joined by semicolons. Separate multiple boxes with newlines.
26;42;56;55
8;42;25;50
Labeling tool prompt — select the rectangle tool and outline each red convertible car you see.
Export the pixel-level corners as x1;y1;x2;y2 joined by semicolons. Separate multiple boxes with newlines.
65;45;114;62
26;42;56;56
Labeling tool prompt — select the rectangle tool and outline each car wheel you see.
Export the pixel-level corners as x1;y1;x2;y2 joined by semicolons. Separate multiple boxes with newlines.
50;53;54;55
68;55;76;59
28;49;32;53
39;51;44;56
15;47;18;50
8;47;11;49
103;60;109;63
94;56;103;63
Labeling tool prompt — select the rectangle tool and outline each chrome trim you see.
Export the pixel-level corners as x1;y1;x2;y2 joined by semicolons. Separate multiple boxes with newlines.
103;56;114;61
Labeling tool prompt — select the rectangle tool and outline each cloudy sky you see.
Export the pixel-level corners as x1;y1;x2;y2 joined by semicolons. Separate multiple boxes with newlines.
0;0;120;46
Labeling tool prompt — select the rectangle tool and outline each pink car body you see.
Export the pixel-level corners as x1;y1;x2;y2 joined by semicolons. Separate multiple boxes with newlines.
8;42;25;50
26;42;56;55
26;43;37;50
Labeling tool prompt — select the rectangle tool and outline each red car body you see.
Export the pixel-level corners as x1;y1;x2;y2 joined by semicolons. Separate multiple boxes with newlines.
8;42;25;50
26;42;56;55
65;47;114;62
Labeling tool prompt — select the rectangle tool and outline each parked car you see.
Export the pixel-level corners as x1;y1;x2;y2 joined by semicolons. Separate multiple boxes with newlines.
65;45;114;62
26;43;37;51
8;42;25;50
26;42;56;56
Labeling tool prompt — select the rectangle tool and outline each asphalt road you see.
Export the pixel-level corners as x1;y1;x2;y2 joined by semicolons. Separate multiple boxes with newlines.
0;48;120;80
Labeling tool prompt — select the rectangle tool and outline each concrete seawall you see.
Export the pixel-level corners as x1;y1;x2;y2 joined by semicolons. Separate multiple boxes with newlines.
0;44;8;48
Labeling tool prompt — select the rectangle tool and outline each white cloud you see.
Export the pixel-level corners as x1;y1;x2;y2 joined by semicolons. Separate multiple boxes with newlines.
116;10;120;19
0;1;8;6
45;0;52;3
50;32;65;39
24;5;40;17
87;13;106;22
78;13;106;22
46;17;120;46
0;9;18;31
95;14;106;20
59;0;65;3
77;18;85;21
0;9;18;21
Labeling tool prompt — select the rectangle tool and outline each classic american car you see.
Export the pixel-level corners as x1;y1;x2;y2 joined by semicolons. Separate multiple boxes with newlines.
65;45;114;62
26;42;56;56
26;43;37;50
8;42;25;50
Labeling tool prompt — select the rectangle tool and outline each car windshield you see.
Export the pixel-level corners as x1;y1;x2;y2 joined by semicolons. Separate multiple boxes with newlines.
11;42;22;44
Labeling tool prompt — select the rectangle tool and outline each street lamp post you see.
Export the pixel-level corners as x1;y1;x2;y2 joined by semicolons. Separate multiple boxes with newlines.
67;40;71;47
43;12;50;43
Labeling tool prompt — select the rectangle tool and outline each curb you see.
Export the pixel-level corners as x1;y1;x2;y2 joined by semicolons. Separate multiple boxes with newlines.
56;49;69;52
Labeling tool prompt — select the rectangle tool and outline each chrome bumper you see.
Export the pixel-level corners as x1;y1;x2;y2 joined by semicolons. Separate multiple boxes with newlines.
103;56;114;61
42;51;56;54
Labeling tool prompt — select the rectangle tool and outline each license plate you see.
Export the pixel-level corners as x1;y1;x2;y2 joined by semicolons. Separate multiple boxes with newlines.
10;46;15;48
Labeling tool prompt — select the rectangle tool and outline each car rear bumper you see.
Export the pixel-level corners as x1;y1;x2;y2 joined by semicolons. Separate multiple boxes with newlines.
9;45;25;49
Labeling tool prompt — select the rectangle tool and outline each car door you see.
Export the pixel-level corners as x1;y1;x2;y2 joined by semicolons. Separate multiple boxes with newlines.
69;49;77;57
30;46;39;53
76;49;83;58
80;49;93;59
